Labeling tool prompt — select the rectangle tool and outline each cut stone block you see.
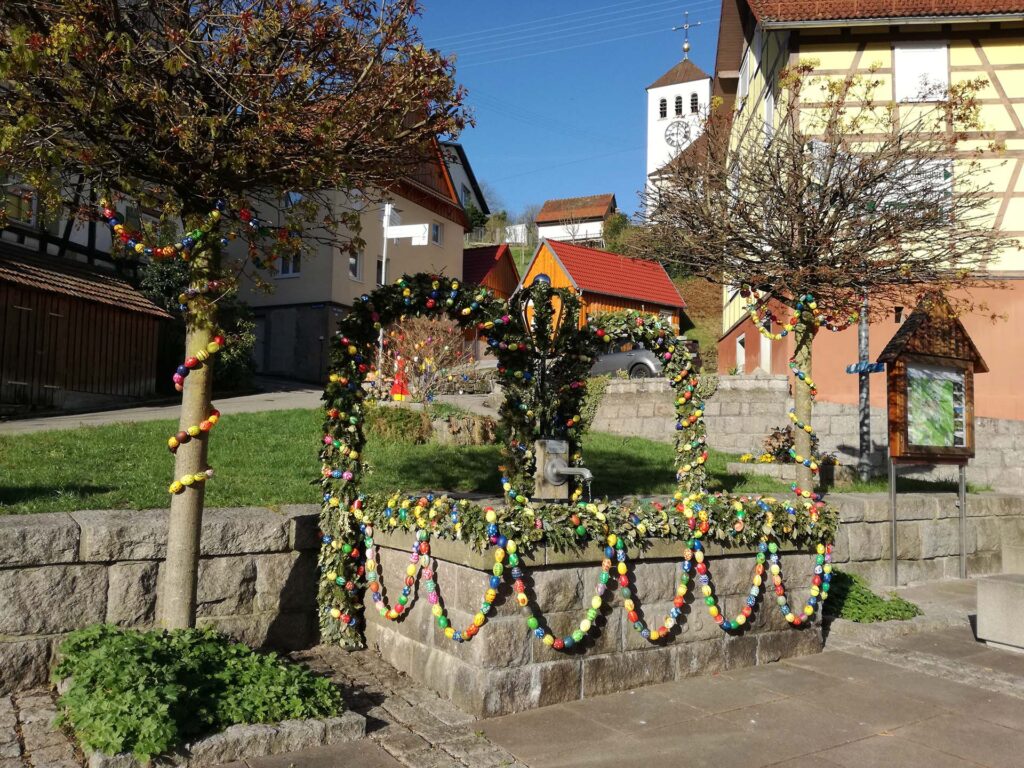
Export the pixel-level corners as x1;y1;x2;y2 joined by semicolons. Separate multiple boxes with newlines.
1003;544;1024;574
976;574;1024;653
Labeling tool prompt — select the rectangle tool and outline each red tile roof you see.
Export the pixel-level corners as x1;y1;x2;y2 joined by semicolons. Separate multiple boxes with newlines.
648;59;711;90
544;239;686;310
463;243;512;285
536;194;617;225
0;250;172;319
748;1;1024;22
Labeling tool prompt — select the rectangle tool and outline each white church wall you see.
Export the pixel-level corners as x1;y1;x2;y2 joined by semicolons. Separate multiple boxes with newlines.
646;76;711;178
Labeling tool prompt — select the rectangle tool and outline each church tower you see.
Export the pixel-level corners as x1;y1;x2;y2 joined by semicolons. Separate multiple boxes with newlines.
646;39;711;179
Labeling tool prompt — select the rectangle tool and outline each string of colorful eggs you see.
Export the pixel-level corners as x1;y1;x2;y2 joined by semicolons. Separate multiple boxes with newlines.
172;333;227;392
167;408;221;453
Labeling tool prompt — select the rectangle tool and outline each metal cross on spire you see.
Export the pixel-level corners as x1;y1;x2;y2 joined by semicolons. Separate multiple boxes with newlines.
672;11;702;60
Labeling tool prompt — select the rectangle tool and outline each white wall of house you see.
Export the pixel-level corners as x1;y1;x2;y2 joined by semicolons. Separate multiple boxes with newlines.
443;153;486;214
537;219;605;243
646;77;711;178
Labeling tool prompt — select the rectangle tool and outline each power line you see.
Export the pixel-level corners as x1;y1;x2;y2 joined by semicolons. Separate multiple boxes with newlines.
459;27;676;69
441;1;687;55
428;0;680;46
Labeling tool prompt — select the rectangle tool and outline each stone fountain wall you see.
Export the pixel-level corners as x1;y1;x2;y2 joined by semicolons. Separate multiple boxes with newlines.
363;533;822;717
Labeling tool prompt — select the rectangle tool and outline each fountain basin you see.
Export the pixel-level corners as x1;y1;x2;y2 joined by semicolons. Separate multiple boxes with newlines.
363;531;823;717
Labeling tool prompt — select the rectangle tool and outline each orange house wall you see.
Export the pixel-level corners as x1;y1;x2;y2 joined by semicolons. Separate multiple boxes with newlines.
718;283;1024;421
523;243;681;330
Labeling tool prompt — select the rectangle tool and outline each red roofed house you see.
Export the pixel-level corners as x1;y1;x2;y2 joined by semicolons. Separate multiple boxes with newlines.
535;194;617;247
462;243;520;301
519;239;690;331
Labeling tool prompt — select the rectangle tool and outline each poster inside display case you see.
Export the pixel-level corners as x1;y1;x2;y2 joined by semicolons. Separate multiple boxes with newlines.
906;363;967;449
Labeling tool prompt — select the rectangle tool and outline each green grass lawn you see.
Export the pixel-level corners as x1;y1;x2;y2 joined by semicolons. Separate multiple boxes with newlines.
0;408;970;516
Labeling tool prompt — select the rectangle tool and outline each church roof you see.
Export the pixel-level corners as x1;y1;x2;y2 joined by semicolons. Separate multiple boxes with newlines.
647;59;710;90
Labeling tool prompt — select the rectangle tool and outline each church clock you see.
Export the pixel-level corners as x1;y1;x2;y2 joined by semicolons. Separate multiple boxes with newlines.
664;120;691;149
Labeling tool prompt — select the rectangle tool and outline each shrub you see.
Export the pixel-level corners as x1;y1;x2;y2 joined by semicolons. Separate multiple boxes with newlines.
52;625;343;761
823;570;923;623
364;402;432;444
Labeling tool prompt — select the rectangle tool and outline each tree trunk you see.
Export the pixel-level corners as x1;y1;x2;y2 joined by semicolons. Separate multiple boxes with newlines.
793;319;815;491
159;248;216;629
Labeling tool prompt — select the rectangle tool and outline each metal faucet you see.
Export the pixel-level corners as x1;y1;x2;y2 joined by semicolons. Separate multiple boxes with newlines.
549;465;594;484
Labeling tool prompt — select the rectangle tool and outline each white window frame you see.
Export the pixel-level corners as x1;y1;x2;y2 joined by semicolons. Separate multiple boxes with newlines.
894;41;949;103
348;250;362;282
737;45;750;112
376;256;384;287
659;98;667;119
690;92;699;114
736;333;746;372
430;222;444;246
278;252;301;278
675;95;683;116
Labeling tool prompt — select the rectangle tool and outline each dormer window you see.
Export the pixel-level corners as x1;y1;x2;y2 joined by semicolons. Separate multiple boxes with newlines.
675;95;683;116
690;93;699;113
659;98;667;118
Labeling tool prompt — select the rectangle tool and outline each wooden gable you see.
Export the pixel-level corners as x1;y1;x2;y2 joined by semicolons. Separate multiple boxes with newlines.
878;293;988;371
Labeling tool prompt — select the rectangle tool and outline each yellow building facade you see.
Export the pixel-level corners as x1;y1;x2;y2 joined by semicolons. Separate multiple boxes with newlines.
711;1;1024;419
718;4;1024;334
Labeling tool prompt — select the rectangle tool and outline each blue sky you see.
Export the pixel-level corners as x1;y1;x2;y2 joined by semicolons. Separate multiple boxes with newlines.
416;1;721;218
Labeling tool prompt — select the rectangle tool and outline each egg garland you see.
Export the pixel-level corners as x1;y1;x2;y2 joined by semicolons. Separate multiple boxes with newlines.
363;526;428;621
168;467;215;495
172;333;226;392
167;407;221;452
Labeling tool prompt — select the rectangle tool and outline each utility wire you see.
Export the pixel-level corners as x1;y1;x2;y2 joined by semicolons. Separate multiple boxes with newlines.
460;27;678;69
428;0;681;46
441;1;687;55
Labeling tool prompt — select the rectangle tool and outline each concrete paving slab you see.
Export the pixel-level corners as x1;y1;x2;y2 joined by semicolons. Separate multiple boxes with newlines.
717;661;839;697
815;734;984;768
892;714;1024;768
782;650;905;682
558;685;705;735
245;739;405;768
964;647;1024;677
883;628;992;661
648;674;787;715
480;706;624;768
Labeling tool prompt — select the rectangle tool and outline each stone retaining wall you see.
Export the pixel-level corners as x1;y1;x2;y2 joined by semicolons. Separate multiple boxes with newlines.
4;494;1023;697
0;506;321;695
591;376;1024;491
363;534;822;718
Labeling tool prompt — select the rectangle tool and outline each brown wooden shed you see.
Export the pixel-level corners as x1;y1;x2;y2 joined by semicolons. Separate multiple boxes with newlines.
1;249;172;410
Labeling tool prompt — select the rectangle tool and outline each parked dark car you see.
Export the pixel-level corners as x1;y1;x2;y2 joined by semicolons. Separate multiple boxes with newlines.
590;339;701;379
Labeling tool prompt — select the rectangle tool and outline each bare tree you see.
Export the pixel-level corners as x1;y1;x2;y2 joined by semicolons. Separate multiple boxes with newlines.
382;316;472;403
636;63;1013;488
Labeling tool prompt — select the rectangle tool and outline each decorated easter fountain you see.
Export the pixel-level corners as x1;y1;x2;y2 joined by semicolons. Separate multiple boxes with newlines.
316;273;835;716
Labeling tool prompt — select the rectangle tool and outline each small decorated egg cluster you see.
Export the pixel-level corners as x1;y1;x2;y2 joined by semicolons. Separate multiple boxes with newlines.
167;408;221;452
168;467;215;495
172;334;226;392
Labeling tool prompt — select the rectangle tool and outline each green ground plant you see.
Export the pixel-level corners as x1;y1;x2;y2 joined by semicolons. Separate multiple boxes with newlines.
823;570;923;623
52;625;342;761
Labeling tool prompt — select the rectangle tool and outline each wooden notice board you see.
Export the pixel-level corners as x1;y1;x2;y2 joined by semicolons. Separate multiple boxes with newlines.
878;294;988;465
